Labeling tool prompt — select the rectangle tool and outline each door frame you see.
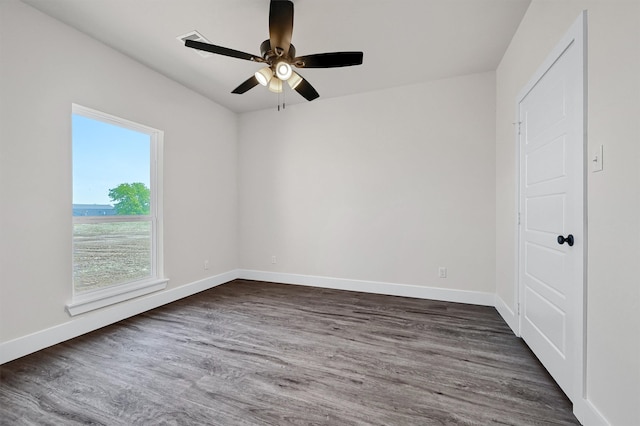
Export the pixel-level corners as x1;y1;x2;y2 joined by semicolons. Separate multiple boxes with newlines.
513;11;587;405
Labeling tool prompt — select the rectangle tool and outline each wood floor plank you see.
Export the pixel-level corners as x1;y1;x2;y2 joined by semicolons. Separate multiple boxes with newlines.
1;280;579;425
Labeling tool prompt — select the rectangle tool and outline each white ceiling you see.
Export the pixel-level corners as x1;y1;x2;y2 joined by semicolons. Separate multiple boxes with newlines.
21;0;531;113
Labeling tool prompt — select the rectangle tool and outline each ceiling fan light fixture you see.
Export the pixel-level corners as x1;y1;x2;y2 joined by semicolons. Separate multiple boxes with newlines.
268;78;283;93
287;72;303;90
275;61;292;80
255;67;273;86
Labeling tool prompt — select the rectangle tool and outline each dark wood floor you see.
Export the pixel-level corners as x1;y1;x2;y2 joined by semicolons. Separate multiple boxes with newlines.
1;279;579;425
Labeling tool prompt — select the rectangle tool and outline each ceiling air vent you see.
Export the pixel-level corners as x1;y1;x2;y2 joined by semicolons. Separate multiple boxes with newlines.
177;31;213;58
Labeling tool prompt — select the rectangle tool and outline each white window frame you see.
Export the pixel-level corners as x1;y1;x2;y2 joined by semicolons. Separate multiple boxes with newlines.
67;104;167;316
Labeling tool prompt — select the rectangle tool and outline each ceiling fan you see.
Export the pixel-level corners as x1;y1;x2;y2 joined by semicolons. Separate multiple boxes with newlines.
185;0;363;101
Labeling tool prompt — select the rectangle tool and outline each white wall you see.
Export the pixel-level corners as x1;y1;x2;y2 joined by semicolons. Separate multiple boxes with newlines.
495;1;640;424
0;0;238;343
239;73;496;295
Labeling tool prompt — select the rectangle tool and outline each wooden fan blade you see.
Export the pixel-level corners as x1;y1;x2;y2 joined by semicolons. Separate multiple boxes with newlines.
232;76;260;94
292;74;319;101
294;52;363;68
185;40;263;62
269;0;294;57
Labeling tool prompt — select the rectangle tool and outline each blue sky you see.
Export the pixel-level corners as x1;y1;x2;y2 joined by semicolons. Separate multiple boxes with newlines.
72;114;150;205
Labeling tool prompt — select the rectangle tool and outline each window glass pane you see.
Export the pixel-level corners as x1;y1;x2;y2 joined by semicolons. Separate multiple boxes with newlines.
73;221;152;293
72;114;151;216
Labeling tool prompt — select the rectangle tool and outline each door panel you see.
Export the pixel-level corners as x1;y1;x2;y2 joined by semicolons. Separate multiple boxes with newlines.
526;136;566;185
525;242;567;297
524;287;567;355
526;194;565;233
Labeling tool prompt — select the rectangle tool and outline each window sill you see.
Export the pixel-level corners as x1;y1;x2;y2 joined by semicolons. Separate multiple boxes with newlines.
66;278;169;316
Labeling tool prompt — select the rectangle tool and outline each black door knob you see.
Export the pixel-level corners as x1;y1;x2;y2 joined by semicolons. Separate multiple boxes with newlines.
557;234;574;247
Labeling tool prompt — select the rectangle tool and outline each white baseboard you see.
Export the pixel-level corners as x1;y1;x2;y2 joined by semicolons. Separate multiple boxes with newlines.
574;396;610;426
494;294;520;336
0;270;240;364
238;270;495;306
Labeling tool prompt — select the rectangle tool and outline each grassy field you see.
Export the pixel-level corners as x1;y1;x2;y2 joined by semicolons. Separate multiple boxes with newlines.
73;221;151;293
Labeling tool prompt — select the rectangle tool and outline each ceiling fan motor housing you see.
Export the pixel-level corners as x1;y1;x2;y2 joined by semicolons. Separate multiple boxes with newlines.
260;40;296;64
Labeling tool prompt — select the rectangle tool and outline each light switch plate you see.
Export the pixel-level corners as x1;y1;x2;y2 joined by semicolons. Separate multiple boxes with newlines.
592;145;603;172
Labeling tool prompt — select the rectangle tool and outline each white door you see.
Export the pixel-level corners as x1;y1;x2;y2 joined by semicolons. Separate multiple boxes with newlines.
517;13;586;403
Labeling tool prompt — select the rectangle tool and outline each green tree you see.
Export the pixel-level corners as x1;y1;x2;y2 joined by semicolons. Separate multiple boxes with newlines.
108;182;150;215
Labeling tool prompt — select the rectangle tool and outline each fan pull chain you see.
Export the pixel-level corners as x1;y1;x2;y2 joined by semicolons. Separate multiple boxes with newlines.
276;88;286;112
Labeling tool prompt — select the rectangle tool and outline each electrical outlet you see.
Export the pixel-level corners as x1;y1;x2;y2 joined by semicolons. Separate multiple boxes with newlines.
438;267;447;278
204;260;210;270
271;256;277;264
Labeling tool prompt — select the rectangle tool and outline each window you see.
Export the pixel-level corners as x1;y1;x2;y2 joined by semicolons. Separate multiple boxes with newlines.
67;104;166;316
